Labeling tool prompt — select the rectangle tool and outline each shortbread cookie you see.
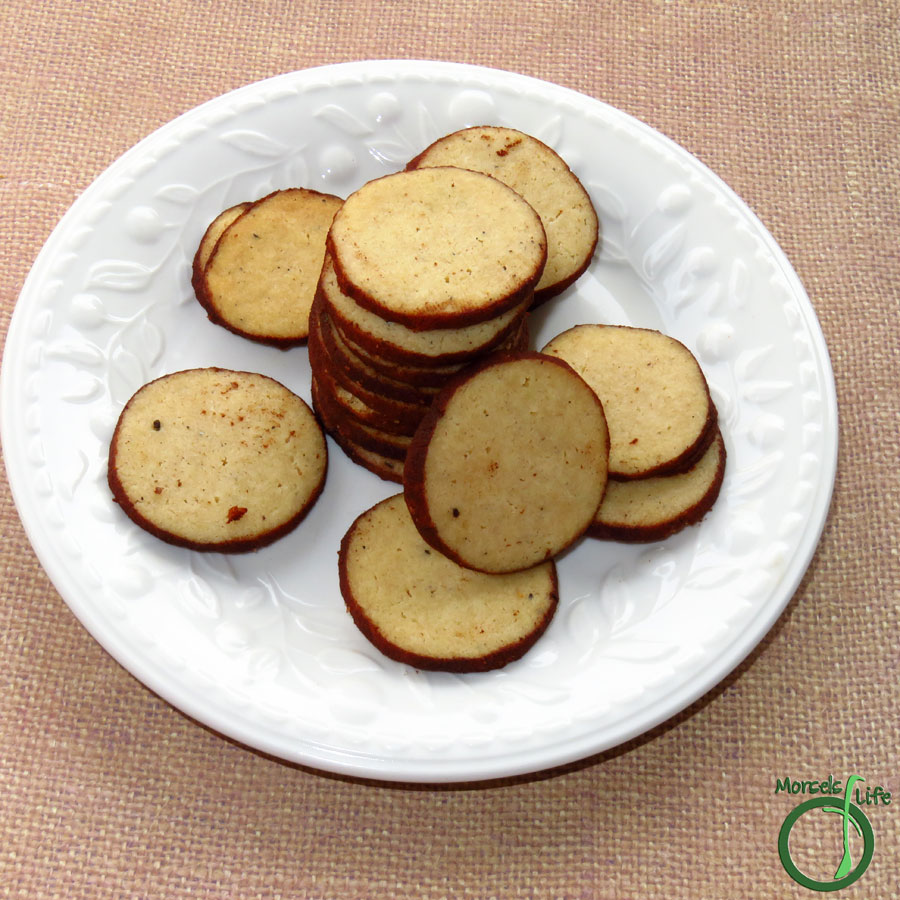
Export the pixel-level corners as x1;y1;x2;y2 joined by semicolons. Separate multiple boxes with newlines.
541;324;716;480
311;350;425;438
408;126;598;303
191;202;250;292
404;352;610;574
327;167;547;329
196;188;342;347
318;251;528;366
108;368;327;551
590;431;726;542
339;494;558;671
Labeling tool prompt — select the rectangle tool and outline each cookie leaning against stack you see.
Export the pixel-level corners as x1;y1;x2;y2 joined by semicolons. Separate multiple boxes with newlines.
403;352;610;574
310;167;548;479
541;324;724;541
108;368;327;552
407;125;599;305
542;324;717;480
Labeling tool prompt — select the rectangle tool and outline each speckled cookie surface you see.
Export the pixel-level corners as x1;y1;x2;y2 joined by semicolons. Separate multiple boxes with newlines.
407;126;598;303
197;188;342;346
404;352;610;574
591;430;726;542
327;167;547;329
541;324;716;480
108;368;327;551
339;494;558;672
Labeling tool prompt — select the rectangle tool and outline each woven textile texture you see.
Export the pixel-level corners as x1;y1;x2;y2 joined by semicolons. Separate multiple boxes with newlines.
1;1;898;898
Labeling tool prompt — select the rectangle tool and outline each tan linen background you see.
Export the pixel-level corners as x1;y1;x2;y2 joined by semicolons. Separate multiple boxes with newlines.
1;1;898;897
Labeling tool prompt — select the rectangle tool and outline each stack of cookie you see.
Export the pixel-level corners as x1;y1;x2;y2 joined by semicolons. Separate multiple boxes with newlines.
309;165;547;481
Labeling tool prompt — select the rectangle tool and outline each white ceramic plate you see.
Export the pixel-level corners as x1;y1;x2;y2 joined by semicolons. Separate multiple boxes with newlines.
1;61;837;782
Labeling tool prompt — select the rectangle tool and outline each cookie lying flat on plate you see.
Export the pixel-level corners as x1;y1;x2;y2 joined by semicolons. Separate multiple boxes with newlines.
340;494;558;672
196;188;342;347
590;430;726;542
108;368;327;552
404;352;610;574
407;126;598;304
541;324;716;480
327;167;547;330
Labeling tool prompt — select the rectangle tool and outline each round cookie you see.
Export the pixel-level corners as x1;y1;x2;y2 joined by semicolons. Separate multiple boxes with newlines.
108;368;327;552
327;167;547;329
407;126;599;304
590;430;726;542
325;309;469;396
339;494;558;672
197;188;342;347
313;360;424;437
331;310;531;392
541;324;716;480
404;352;610;574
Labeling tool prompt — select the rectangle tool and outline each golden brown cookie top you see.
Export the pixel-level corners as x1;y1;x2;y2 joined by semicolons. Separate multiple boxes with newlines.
339;494;558;671
327;167;547;329
108;368;327;551
197;188;342;346
408;126;598;303
541;324;716;479
404;351;610;574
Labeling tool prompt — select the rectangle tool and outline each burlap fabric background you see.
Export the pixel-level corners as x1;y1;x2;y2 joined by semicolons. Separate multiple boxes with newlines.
2;2;898;897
